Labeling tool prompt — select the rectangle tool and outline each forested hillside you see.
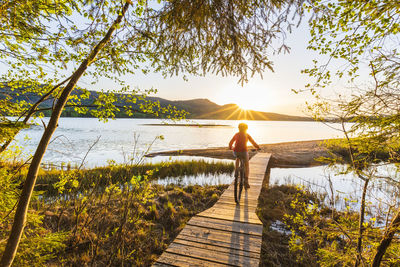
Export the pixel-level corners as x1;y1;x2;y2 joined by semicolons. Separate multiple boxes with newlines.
1;87;310;121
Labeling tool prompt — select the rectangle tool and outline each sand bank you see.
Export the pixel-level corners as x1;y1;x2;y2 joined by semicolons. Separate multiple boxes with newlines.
145;140;331;168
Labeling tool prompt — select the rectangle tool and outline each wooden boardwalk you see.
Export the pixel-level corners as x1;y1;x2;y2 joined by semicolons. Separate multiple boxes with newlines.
153;153;271;267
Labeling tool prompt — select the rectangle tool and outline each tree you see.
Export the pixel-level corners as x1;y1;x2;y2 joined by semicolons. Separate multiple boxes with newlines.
0;0;78;152
302;0;400;265
0;0;304;265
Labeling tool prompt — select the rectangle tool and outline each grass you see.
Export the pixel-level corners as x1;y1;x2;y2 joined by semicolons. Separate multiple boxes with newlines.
33;159;234;196
42;183;228;266
1;158;233;265
257;184;319;267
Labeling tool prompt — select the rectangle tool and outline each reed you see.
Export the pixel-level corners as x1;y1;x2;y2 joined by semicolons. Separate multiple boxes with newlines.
40;183;228;266
35;159;234;196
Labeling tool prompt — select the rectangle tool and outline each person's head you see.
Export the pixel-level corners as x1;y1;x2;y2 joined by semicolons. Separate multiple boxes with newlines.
238;123;248;133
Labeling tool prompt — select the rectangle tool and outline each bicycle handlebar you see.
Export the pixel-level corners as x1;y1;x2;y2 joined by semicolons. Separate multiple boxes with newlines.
229;148;261;152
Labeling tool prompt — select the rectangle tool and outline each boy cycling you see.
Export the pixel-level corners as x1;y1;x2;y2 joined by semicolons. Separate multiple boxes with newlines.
229;123;260;189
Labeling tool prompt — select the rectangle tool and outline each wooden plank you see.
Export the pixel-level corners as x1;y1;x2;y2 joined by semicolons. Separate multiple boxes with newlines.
218;193;259;201
202;204;258;219
223;184;264;191
248;172;267;177
173;238;261;258
219;190;261;197
156;252;230;267
217;196;260;203
224;183;264;190
210;202;257;213
152;262;174;267
199;208;256;217
221;188;263;197
198;208;262;224
215;195;259;203
225;180;263;185
214;200;258;209
177;232;262;253
197;213;262;225
187;216;262;236
209;201;257;210
215;200;258;209
249;166;268;171
217;194;260;203
177;225;262;251
165;241;260;266
197;211;261;224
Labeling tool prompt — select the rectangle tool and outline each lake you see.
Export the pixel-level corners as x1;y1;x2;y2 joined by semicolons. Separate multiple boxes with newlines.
14;117;345;167
14;117;398;218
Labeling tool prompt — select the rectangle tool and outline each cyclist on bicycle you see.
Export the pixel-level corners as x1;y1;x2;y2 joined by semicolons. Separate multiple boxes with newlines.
229;123;260;189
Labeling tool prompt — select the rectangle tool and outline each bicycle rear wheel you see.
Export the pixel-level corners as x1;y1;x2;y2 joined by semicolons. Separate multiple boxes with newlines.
234;159;245;204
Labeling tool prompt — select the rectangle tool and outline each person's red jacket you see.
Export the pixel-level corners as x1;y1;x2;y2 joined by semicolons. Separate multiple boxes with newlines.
229;132;259;152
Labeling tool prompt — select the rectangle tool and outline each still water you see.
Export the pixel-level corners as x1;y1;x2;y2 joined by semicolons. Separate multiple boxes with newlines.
270;165;400;218
14;117;345;167
154;173;234;187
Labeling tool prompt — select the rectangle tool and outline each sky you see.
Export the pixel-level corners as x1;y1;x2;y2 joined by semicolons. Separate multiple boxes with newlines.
1;4;362;117
69;13;320;117
118;23;318;116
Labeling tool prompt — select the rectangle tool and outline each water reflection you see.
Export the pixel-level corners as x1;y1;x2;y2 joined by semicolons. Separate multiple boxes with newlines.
270;165;400;219
154;173;233;186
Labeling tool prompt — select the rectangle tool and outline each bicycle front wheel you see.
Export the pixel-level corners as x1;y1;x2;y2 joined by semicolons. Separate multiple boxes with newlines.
234;171;239;204
238;163;244;202
234;160;244;204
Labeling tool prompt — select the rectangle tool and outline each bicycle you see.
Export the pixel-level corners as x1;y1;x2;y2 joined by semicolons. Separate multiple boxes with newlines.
234;149;259;204
234;156;245;204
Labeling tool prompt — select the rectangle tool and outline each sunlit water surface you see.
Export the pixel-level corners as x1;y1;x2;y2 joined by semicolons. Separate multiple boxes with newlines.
14;118;345;167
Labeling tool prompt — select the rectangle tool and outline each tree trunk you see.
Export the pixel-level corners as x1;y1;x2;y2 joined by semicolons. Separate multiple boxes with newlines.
0;76;72;154
0;139;13;155
0;2;130;266
372;208;400;267
355;178;369;267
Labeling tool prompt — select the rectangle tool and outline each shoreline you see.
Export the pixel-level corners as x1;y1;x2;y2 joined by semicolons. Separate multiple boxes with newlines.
145;139;331;168
140;123;232;127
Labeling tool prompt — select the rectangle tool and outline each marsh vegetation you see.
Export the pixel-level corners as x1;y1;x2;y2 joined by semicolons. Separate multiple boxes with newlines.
1;158;231;266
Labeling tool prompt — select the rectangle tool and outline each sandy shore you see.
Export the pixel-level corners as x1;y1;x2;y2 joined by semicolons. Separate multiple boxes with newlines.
145;140;331;168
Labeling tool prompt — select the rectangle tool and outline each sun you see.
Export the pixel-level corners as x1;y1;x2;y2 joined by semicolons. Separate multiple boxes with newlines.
237;101;254;111
231;86;271;112
236;96;268;111
215;82;273;113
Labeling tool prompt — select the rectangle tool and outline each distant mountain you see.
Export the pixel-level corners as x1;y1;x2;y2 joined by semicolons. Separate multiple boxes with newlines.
145;97;311;121
1;87;311;121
